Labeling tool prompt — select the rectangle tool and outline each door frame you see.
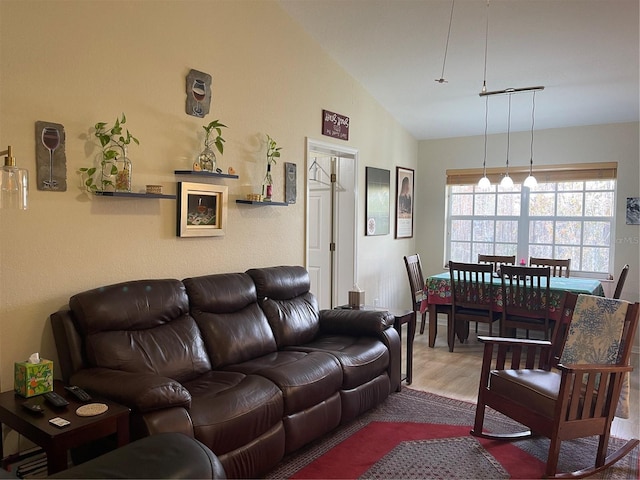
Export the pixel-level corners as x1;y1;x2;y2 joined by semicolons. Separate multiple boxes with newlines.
305;137;359;307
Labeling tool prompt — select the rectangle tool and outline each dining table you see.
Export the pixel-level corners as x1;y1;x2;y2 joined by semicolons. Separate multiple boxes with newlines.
420;271;605;350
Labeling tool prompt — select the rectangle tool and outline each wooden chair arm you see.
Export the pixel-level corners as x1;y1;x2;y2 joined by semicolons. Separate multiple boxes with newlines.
557;363;634;374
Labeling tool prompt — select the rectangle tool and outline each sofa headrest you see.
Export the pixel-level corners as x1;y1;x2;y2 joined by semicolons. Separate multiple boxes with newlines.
183;272;257;312
69;279;189;334
246;266;310;300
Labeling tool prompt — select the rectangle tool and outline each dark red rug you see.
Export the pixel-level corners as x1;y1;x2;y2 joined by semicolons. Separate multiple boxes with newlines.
265;388;639;479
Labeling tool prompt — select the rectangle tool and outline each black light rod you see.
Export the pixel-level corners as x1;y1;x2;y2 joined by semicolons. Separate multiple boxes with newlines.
479;85;545;97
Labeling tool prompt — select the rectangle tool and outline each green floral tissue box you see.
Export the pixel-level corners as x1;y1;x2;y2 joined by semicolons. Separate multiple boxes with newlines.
14;359;53;397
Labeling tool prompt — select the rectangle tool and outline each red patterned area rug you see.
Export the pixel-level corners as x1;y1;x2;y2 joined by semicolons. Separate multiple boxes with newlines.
265;388;639;479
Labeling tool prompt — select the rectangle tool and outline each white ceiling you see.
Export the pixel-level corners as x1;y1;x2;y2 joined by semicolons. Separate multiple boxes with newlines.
278;0;640;140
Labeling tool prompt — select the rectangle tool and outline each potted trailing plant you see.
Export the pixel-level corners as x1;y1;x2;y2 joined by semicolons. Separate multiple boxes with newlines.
196;119;227;172
79;113;139;192
262;134;281;201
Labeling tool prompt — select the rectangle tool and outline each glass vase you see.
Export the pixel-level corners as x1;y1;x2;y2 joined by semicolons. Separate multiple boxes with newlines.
262;163;273;201
197;140;217;172
115;156;132;192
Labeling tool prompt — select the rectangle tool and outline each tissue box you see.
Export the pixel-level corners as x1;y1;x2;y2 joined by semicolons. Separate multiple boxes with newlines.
349;290;365;307
14;359;53;397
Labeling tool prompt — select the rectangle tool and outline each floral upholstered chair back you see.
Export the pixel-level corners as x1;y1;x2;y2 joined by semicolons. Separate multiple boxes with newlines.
559;294;631;417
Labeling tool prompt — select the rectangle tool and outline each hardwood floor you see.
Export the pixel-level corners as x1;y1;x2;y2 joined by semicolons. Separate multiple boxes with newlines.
402;321;640;441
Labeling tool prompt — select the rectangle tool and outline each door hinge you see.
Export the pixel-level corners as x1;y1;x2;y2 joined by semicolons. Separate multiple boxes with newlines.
331;173;337;183
329;242;336;251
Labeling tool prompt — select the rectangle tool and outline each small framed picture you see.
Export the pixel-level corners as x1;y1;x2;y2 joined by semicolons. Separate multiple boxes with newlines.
177;182;227;237
365;167;390;236
395;166;414;239
626;197;640;225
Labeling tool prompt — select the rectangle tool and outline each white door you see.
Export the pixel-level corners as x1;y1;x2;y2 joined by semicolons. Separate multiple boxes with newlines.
306;139;358;309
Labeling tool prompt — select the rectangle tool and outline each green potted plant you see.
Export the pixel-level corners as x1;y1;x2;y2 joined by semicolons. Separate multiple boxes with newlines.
196;119;227;172
79;113;139;192
262;134;281;201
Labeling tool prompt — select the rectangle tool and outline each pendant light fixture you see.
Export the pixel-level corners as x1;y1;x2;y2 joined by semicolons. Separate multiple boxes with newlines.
499;93;514;190
477;95;491;189
523;90;538;188
435;0;456;84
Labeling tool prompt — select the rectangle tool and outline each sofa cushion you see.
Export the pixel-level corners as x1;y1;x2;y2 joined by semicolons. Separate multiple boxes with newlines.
182;371;284;457
69;279;211;383
184;273;278;367
291;336;390;390
224;350;342;414
247;266;320;347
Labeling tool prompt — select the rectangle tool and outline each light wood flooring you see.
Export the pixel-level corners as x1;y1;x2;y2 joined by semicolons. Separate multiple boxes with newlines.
401;319;640;441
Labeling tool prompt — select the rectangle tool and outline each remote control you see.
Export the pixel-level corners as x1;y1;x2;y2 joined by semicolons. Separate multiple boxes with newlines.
64;385;92;402
22;402;44;414
43;391;69;408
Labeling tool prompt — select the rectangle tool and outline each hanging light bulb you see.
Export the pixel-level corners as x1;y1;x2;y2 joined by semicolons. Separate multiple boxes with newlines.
477;96;491;189
500;94;513;190
523;90;538;188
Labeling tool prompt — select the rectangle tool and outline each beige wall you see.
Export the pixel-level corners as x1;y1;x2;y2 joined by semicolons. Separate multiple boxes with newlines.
0;0;419;391
417;122;640;298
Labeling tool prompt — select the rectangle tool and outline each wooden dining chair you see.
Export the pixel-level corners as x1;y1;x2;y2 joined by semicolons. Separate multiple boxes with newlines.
404;254;450;338
613;264;630;299
448;261;499;352
500;265;553;340
471;293;640;478
477;254;515;273
529;256;571;277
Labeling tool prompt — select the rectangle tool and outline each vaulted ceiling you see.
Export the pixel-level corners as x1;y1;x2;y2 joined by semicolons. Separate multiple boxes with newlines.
278;0;639;140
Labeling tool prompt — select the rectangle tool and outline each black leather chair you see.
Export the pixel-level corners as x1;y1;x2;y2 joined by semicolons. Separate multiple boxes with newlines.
50;433;226;479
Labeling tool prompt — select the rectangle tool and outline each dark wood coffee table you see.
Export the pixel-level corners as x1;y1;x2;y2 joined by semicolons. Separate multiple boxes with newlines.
0;380;130;475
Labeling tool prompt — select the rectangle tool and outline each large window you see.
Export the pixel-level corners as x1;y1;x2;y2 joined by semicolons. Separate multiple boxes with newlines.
446;164;617;277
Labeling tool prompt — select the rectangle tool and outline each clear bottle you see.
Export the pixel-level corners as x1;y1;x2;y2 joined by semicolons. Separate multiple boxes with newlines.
197;139;217;172
115;146;132;192
0;147;28;209
262;163;273;201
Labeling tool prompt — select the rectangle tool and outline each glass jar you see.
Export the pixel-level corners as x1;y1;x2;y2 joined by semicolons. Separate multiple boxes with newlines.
197;140;216;172
262;163;273;201
115;147;132;192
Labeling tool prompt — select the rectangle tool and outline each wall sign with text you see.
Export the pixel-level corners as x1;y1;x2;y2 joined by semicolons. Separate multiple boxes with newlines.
322;109;349;140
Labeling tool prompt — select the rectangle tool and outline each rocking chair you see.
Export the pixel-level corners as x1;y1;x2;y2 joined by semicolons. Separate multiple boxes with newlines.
471;292;639;478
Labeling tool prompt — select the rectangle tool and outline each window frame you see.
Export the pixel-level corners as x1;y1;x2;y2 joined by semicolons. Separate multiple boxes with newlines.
445;163;617;279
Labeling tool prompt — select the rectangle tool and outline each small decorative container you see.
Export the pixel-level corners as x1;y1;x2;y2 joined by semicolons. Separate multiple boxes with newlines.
146;185;162;194
115;147;132;192
262;163;273;201
197;140;216;172
15;359;53;398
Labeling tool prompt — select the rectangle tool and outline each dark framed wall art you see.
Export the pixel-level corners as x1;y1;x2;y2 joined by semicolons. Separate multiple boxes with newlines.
365;167;390;236
395;166;414;239
177;182;228;237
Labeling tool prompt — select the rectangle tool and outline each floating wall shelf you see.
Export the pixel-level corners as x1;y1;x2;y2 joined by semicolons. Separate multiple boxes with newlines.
174;170;239;179
94;191;176;199
236;200;289;206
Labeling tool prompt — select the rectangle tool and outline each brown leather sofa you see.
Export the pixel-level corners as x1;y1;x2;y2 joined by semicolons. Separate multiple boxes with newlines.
51;266;401;479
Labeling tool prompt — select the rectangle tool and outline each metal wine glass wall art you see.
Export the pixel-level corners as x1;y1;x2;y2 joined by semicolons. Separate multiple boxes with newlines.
185;69;212;118
35;121;67;191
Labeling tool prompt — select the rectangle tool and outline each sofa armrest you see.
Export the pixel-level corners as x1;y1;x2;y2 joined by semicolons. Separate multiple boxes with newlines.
318;309;394;336
70;368;191;413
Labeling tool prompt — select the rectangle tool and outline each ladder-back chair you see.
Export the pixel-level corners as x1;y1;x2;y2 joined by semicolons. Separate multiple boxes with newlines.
448;261;499;352
613;264;630;299
530;257;571;278
500;265;553;340
471;293;640;478
477;254;515;273
404;254;450;340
